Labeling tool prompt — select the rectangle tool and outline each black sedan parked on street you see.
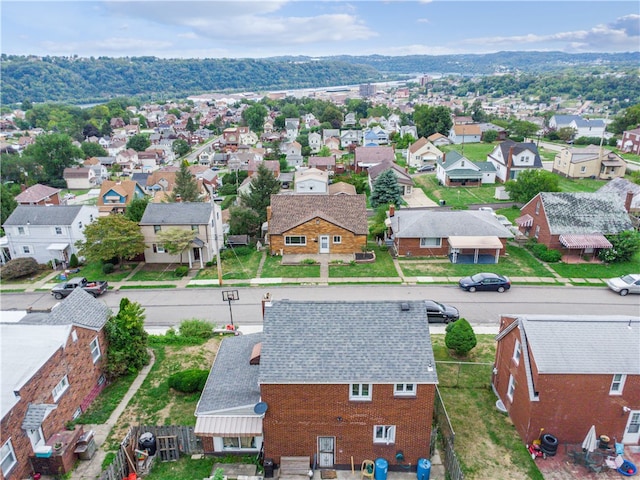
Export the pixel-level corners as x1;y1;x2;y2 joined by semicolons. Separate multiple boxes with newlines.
458;273;511;292
425;300;460;323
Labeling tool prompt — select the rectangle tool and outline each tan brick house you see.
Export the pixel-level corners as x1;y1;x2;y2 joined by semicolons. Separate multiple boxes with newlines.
267;194;368;256
1;289;111;479
493;314;640;445
552;145;626;180
195;300;438;469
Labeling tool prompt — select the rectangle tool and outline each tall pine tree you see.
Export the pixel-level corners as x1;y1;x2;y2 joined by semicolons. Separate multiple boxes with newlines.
370;169;403;208
170;160;200;202
239;162;281;224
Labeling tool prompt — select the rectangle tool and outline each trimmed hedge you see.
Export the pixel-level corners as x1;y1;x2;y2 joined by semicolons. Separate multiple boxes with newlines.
174;265;189;277
0;257;40;280
168;369;209;393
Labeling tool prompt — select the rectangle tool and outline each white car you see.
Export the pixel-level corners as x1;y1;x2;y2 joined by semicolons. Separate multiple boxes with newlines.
606;274;640;296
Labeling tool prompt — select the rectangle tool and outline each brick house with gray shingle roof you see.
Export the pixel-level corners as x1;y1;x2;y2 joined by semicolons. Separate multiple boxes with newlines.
493;314;640;446
515;192;633;260
1;289;111;479
267;194;367;256
195;300;438;465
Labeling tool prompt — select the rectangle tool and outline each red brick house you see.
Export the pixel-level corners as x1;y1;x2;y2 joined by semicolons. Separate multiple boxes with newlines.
620;126;640;154
14;184;62;206
1;289;111;479
493;314;640;446
387;207;512;262
354;146;395;172
195;300;438;469
515;192;633;261
267;194;368;256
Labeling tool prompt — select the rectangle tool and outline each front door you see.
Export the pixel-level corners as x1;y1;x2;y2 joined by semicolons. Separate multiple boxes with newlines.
622;410;640;444
319;235;330;254
317;437;334;468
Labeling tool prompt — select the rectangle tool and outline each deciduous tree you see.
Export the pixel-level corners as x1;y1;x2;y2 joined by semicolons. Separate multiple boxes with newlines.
0;184;18;235
75;215;145;267
370;169;403;208
413;105;453;138
504;169;560;204
81;142;107;158
242;103;268;132
23;133;83;183
157;227;197;264
126;133;151;152
172;138;190;157
228;205;261;237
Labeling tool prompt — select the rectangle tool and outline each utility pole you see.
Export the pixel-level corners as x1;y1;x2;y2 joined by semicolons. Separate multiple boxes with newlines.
207;184;223;286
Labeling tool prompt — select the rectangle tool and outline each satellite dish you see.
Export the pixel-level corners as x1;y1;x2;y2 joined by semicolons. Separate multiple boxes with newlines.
254;402;268;415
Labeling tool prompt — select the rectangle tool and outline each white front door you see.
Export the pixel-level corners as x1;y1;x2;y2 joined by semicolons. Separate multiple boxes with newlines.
622;410;640;444
27;427;44;450
319;235;330;254
317;437;334;468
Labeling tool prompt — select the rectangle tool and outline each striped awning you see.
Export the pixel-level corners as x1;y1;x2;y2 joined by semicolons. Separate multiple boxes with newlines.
515;214;533;228
194;416;262;436
559;234;613;249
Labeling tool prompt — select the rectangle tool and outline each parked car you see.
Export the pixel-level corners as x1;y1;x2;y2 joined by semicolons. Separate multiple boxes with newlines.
63;193;76;200
606;274;640;296
459;272;511;292
425;300;459;323
417;164;435;172
478;206;494;213
51;276;109;300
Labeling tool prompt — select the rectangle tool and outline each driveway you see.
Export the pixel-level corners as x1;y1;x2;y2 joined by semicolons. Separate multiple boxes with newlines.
404;188;438;207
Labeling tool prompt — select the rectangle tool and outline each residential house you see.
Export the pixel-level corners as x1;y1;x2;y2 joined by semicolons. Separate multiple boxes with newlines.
96;180;146;216
515;192;633;261
597;177;640;219
137;151;160;172
2;205;98;267
267;194;367;256
387;207;512;262
487;140;543;183
479;123;508;142
145;168;177;193
281;141;302;157
139;202;223;269
0;289;112;479
436;151;496;187
308;132;322;153
549;115;606;139
407;138;443;168
493;314;639;445
354;146;395;171
239;129;259;146
553;145;626;180
368;162;413;196
83;158;109;184
222;127;240;148
285;119;300;142
324;136;341;152
342;112;357;127
294;168;329;195
448;124;482;145
620;127;640;154
308;156;336;172
248;160;280;178
14;184;62;206
131;172;150;191
427;133;451;147
63;168;96;190
340;129;361;149
328;182;357;195
195;299;439;466
399;125;418;139
323;129;340;143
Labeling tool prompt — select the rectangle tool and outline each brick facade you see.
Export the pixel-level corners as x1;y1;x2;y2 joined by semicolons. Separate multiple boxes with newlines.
269;218;367;255
261;383;435;468
518;196;560;249
395;237;507;258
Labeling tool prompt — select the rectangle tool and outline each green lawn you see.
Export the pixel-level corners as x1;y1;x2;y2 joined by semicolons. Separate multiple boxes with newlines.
399;244;553;279
414;175;511;209
440;143;495;162
260;255;320;278
329;246;397;278
75;261;138;282
549;251;640;279
556;176;607;193
128;265;184;282
195;250;263;280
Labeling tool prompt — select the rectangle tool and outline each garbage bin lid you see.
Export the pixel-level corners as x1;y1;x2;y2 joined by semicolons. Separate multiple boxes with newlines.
139;432;154;441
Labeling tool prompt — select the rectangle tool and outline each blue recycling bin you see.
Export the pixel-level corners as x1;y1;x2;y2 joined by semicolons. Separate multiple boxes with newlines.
417;458;431;480
375;458;388;480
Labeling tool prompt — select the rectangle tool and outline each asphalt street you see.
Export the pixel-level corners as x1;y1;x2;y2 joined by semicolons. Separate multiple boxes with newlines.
2;284;638;328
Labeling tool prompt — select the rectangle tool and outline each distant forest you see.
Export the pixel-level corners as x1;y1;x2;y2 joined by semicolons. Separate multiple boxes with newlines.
1;51;638;105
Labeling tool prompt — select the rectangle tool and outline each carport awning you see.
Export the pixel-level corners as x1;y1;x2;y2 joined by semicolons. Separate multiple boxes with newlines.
46;243;69;251
515;214;533;227
194;416;262;436
448;236;503;249
559;234;612;249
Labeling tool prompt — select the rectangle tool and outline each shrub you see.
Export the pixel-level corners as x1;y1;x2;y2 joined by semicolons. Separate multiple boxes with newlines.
174;265;189;277
301;258;317;265
0;257;40;280
445;318;477;356
69;253;79;268
179;319;214;339
539;248;562;262
102;263;115;274
168;369;209;393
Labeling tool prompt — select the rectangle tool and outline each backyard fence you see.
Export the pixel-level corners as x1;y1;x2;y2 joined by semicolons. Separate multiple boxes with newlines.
435;361;493;388
433;387;465;480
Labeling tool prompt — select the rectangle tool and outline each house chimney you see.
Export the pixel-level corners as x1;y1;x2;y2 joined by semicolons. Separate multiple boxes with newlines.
625;191;634;213
389;204;395;217
266;205;272;223
261;292;272;318
20;184;26;192
442;153;446;164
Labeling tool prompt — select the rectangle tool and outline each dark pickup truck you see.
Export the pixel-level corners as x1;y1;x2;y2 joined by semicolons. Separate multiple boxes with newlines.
51;276;109;300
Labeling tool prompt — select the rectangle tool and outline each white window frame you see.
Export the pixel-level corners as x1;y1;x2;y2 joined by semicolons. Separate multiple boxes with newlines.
22;245;32;254
17;226;26;235
90;337;101;363
420;237;441;248
512;340;521;366
507;374;516;402
333;235;342;244
373;425;396;444
610;374;626;395
394;383;416;397
350;383;372;401
52;375;70;402
222;436;257;450
580;166;587;173
285;236;306;246
55;226;63;235
1;439;17;477
534;225;540;239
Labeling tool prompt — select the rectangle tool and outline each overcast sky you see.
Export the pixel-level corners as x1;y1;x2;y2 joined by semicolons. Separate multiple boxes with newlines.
2;1;639;59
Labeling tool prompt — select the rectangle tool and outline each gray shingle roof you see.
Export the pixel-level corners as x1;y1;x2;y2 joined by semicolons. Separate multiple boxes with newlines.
269;194;368;235
196;333;263;414
139;202;212;225
19;288;112;330
515;315;640;374
597;177;640;210
496;140;542;168
3;205;83;226
540;192;632;235
258;300;438;384
390;210;513;238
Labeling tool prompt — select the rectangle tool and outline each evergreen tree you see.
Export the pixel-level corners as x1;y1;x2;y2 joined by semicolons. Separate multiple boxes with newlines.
239;163;282;224
125;197;149;222
104;298;149;379
186;116;196;133
445;318;477;356
370;169;403;208
170;161;200;202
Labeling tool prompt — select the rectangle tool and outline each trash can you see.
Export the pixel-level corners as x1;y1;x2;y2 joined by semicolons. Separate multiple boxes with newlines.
138;432;157;456
375;458;388;480
417;458;431;480
439;199;446;206
263;458;274;478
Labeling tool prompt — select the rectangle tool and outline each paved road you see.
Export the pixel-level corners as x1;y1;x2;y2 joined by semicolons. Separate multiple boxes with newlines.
2;285;638;328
